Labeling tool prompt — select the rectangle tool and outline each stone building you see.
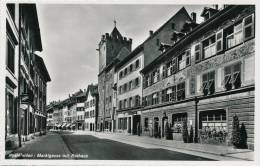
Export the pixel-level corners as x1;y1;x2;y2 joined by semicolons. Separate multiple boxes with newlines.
84;84;99;131
97;25;132;132
140;5;254;149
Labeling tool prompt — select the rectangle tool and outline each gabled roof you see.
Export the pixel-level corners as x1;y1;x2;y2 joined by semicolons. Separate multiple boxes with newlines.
143;7;192;43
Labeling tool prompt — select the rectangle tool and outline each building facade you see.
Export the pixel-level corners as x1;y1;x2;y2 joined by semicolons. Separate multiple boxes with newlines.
5;4;51;149
6;3;20;149
84;84;98;131
140;5;254;149
97;26;132;132
115;46;144;134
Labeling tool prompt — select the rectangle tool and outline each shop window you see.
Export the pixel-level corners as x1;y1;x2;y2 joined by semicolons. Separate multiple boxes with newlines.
199;110;227;130
202;35;216;59
224;63;241;91
177;82;185;101
172;113;187;133
202;71;215;96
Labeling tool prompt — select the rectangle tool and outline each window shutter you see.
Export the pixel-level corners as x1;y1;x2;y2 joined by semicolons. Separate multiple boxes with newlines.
172;58;177;74
162;65;166;79
195;44;201;62
216;29;223;52
244;14;254;41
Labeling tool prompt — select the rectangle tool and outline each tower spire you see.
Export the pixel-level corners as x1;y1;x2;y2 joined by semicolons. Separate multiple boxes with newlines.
113;18;117;27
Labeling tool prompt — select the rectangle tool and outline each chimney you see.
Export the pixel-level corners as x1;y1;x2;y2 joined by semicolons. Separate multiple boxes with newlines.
149;30;153;36
191;12;196;23
213;4;218;10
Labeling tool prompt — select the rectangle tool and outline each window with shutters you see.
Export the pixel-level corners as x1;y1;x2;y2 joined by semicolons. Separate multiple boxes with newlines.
195;44;201;63
202;35;216;59
224;63;241;91
202;71;215;96
244;14;254;40
177;82;185;101
225;22;243;49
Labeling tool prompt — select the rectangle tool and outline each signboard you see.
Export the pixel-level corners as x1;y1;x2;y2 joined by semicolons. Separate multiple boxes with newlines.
21;93;30;104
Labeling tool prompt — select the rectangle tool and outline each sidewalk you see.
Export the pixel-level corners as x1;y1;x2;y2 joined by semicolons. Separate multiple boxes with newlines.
74;130;254;161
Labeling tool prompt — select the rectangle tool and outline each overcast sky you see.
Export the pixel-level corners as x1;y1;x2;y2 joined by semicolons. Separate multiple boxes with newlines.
36;4;209;103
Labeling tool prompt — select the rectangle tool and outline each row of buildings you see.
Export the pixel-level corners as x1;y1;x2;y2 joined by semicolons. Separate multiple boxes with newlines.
47;5;255;150
96;5;255;150
46;84;98;132
5;4;51;149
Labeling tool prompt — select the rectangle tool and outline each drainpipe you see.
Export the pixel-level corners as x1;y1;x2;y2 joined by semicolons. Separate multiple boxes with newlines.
17;4;22;147
194;97;199;143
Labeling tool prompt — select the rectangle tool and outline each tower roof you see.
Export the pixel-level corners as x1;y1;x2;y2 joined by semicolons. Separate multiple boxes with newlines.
110;27;122;39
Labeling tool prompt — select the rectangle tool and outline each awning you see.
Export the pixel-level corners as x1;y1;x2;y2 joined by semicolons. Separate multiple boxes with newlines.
56;124;61;128
71;124;76;127
66;124;71;127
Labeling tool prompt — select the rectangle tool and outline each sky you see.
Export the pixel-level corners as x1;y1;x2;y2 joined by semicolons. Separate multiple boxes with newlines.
36;4;210;104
